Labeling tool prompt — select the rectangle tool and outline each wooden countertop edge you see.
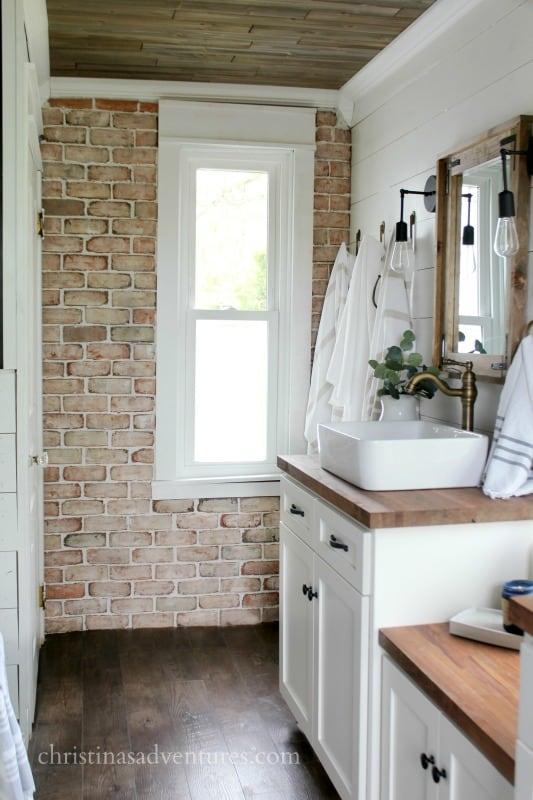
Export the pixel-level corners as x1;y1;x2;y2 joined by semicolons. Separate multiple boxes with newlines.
278;455;533;529
508;594;533;637
379;625;516;784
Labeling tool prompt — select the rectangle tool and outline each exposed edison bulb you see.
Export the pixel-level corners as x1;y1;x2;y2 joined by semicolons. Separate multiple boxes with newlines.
494;216;519;258
461;244;477;274
390;240;410;274
391;219;410;275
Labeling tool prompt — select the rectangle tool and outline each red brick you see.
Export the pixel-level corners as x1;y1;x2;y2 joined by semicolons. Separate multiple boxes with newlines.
90;129;134;147
87;343;131;359
86;615;129;630
63;466;106;481
95;99;139;111
220;609;261;626
46;583;85;599
88;201;131;218
64;145;109;163
63;326;107;342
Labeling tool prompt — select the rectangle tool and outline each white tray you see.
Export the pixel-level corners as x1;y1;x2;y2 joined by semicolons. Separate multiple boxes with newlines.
449;607;523;650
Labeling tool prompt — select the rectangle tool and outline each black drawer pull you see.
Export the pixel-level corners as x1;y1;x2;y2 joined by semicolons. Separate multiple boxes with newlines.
290;504;305;517
329;534;348;552
420;753;435;770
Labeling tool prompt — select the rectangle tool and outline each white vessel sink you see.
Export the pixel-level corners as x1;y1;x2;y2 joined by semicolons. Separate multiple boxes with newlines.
317;421;489;491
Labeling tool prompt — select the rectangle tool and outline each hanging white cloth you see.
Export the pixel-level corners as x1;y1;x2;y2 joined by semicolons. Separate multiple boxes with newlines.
362;234;414;421
482;335;533;499
0;634;34;799
304;242;355;453
327;235;382;422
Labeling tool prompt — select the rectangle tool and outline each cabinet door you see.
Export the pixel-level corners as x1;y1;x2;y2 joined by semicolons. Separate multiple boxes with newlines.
381;657;439;800
439;716;512;800
314;556;369;800
515;741;533;800
279;522;314;740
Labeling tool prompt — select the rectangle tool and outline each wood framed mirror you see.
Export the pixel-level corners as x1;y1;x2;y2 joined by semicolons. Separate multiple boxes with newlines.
433;115;532;381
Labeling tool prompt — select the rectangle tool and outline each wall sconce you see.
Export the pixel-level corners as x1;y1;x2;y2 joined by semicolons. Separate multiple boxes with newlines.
461;192;476;273
493;135;533;258
391;175;436;273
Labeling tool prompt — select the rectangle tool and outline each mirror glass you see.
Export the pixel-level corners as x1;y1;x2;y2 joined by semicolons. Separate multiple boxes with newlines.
456;160;505;356
434;115;532;381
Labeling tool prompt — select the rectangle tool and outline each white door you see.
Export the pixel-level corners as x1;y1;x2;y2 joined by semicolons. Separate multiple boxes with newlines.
16;64;45;741
314;557;369;800
279;522;314;740
381;658;440;800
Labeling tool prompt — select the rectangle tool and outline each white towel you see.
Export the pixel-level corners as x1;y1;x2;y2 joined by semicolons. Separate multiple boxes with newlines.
304;242;355;453
483;335;533;499
326;235;382;423
0;634;34;799
362;234;414;421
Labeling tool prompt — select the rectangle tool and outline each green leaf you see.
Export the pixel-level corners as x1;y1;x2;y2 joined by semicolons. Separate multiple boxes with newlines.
474;339;487;354
406;352;423;367
368;359;379;369
373;364;387;379
384;358;404;372
386;345;403;362
400;330;416;350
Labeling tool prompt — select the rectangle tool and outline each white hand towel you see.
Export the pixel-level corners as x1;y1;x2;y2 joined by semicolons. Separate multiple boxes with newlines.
326;235;382;422
304;242;355;453
483;335;533;499
0;634;35;799
362;235;414;421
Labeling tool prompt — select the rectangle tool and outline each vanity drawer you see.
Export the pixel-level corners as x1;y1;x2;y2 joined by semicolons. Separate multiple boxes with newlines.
280;476;314;543
315;500;371;595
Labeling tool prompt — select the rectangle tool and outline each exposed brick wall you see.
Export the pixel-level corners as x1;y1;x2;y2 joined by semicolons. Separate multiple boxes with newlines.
40;99;350;633
312;111;352;351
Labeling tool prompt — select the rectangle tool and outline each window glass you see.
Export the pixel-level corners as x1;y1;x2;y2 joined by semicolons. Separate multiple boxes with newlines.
195;169;268;311
194;319;269;463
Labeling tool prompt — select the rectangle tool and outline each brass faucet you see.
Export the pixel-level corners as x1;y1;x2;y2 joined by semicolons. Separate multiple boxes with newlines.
405;359;478;431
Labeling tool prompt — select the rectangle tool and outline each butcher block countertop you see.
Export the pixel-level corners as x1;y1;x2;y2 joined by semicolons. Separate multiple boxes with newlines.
379;623;520;783
278;454;533;529
508;594;533;637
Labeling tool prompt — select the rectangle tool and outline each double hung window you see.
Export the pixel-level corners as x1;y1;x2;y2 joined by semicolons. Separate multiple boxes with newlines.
155;101;314;498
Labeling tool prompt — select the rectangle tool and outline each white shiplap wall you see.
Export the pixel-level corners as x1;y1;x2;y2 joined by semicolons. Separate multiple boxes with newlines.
342;0;533;434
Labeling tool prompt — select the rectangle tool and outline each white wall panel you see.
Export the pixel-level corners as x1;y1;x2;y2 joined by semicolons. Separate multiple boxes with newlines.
346;0;533;427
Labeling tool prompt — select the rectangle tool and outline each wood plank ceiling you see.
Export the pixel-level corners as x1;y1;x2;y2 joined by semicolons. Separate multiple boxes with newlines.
46;0;438;89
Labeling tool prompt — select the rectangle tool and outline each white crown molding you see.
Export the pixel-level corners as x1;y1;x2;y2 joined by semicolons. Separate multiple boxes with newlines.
49;76;339;111
338;0;489;125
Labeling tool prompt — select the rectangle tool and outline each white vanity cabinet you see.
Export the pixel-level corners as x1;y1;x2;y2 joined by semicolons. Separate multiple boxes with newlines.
515;635;533;800
278;464;533;800
280;476;371;800
381;657;513;800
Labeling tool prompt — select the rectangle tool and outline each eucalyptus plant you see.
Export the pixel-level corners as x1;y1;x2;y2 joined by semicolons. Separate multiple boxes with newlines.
368;330;440;399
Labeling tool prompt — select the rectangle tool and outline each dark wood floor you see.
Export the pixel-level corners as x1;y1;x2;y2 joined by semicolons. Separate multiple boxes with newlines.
29;624;340;800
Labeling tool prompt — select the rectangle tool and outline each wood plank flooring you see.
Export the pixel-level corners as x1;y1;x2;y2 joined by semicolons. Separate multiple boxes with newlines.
29;624;340;799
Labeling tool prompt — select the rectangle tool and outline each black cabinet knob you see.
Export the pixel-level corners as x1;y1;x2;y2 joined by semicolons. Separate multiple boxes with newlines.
420;753;435;770
431;765;447;784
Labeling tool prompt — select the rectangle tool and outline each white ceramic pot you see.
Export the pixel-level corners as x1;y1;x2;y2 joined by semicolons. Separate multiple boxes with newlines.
379;394;419;421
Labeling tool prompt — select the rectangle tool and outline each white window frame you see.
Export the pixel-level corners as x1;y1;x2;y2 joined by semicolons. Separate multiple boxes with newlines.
154;100;314;499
